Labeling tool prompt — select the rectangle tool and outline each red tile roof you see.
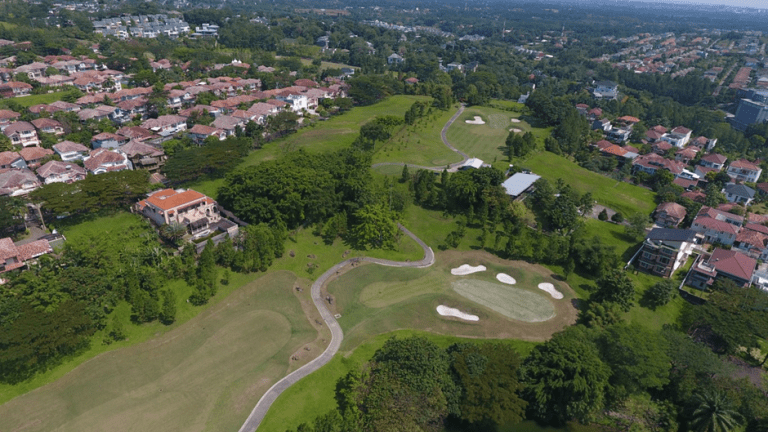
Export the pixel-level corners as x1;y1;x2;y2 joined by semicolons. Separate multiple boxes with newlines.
18;147;53;162
16;239;52;260
729;159;760;172
708;248;756;282
142;188;212;211
656;201;686;219
701;153;727;165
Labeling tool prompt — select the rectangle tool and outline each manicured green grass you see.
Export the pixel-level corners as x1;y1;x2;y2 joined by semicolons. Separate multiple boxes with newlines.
445;104;551;169
328;250;577;350
373;106;463;167
520;151;657;217
0;91;67;108
259;329;538;432
452;279;555;322
0;271;324;432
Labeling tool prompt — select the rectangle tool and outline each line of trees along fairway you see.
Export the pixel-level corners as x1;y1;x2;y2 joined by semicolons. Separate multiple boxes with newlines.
286;326;768;432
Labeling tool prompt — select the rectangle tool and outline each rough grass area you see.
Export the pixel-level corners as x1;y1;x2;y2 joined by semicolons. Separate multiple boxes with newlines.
323;250;577;350
451;279;555;322
258;329;538;432
446;104;551;168
190;95;431;199
520;151;656;217
372;105;463;167
0;271;328;432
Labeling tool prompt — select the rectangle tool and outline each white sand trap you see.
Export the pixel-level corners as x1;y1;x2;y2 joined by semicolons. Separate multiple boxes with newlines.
538;283;564;299
451;264;486;275
509;128;523;133
511;118;521;123
437;305;479;321
496;273;516;285
465;116;485;125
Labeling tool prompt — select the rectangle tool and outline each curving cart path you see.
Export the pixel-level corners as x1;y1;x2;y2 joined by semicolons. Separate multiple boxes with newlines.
238;224;435;432
371;104;469;173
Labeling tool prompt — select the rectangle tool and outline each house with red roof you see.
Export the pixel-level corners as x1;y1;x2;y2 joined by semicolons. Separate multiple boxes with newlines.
0;151;26;170
661;126;692;148
0;109;20;130
0;81;33;97
31;118;65;136
0;168;41;196
36;160;86;184
18;147;53;169
727;159;762;183
632;153;685;176
733;226;768;261
0;237;52;274
687;248;757;290
699;153;727;171
135;188;222;236
690;206;743;246
188;124;227;144
83;148;131;174
3;121;40;148
675;146;699;164
53;141;90;162
654;202;687;227
91;132;129;149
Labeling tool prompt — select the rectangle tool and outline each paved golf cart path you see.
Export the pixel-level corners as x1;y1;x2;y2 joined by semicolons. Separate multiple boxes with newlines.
238;224;435;432
371;104;469;173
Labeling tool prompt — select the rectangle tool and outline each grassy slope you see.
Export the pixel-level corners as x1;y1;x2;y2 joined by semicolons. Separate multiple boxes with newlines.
0;213;267;405
189;95;431;199
372;106;463;167
0;212;423;406
445;104;551;169
0;270;324;432
520;151;656;217
259;329;537;432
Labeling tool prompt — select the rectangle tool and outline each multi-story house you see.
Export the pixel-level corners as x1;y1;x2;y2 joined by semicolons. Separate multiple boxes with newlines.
3;121;40;148
688;248;757;290
141;115;188;137
53;141;90;161
727;159;763;183
635;228;699;278
135;188;221;236
36;160;87;184
699;153;727;171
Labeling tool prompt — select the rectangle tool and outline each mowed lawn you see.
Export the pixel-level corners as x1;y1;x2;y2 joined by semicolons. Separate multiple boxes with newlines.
0;91;67;108
521;151;656;217
372;105;463;168
325;249;577;351
445;105;551;168
259;330;538;432
0;271;327;432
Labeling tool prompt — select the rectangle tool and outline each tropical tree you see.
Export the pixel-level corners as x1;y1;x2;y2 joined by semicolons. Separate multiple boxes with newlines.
689;390;743;432
161;222;187;245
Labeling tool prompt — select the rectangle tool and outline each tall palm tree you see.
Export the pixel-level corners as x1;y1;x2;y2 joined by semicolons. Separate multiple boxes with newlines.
161;222;187;246
689;390;743;432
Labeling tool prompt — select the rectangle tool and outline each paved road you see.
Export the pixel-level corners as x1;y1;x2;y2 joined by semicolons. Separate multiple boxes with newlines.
371;104;469;173
238;224;435;432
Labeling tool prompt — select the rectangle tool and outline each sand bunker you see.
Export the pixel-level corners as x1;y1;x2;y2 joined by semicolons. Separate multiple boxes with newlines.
509;128;523;133
538;283;564;299
511;118;521;123
496;273;517;285
451;264;487;275
465;116;485;125
436;305;479;321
